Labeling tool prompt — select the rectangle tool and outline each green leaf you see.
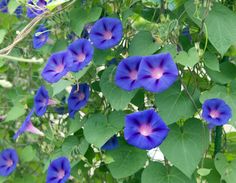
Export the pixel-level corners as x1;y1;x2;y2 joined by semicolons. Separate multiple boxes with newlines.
200;83;236;126
142;162;196;183
185;2;236;55
83;111;125;148
203;158;221;183
19;146;37;162
155;82;200;125
0;177;7;183
70;7;102;35
197;168;211;177
93;49;112;66
128;31;160;56
106;139;146;179
175;47;199;68
203;52;220;71
8;0;20;14
4;103;26;122
0;29;7;44
160;118;209;178
205;61;236;84
100;66;137;110
72;63;92;80
51;39;68;52
215;153;236;183
46;0;70;11
68;114;84;135
62;135;89;156
52;79;73;96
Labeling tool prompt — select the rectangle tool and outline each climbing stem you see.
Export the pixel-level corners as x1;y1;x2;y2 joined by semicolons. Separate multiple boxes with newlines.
214;126;223;156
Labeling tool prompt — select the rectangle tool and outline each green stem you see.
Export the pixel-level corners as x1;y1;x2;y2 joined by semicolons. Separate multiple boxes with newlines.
214;126;223;156
0;54;43;64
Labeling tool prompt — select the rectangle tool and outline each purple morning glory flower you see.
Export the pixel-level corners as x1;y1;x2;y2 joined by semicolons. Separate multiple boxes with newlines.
68;83;90;118
115;56;142;91
202;98;232;128
89;17;123;50
101;135;118;151
41;51;73;83
13;109;44;140
27;0;48;19
138;53;178;93
34;86;57;117
14;6;23;18
0;149;18;177
67;39;94;72
46;157;71;183
124;109;169;150
0;0;9;13
33;25;50;49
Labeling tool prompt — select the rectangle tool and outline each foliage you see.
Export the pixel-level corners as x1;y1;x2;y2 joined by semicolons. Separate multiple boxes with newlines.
0;0;236;182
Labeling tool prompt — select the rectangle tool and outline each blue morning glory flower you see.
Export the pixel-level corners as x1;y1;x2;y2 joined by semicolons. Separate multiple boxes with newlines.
182;26;192;43
0;149;18;177
202;98;232;128
34;86;57;117
14;6;23;18
68;83;90;118
138;53;178;93
89;17;123;50
27;0;48;19
13;109;44;140
0;0;9;13
124;109;169;150
115;56;142;91
101;135;118;151
33;24;50;49
41;51;73;83
46;157;71;183
67;38;94;72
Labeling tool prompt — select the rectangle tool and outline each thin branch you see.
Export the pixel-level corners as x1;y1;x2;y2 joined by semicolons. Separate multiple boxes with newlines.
0;54;44;63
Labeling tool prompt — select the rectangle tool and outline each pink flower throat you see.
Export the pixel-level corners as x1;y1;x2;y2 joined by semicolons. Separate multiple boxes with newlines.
55;64;64;73
57;169;65;179
78;92;85;101
151;68;164;79
139;124;152;136
210;110;220;119
77;53;86;63
103;31;113;40
130;70;138;80
6;159;13;167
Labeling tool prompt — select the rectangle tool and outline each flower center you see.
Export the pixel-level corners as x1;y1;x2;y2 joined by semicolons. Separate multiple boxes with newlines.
139;124;152;136
103;31;113;40
40;35;46;42
78;92;85;101
55;64;64;73
6;159;13;167
130;70;138;80
151;68;164;79
77;53;86;63
57;169;65;180
210;110;220;119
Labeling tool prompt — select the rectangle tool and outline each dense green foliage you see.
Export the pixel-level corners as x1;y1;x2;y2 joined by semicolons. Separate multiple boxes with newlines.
1;0;236;182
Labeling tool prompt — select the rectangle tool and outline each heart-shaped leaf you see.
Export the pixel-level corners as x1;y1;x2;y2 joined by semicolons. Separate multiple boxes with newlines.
175;47;199;68
100;66;137;110
83;111;125;148
160;118;209;178
128;31;160;56
155;82;200;125
142;162;196;183
106;139;146;179
215;153;236;183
